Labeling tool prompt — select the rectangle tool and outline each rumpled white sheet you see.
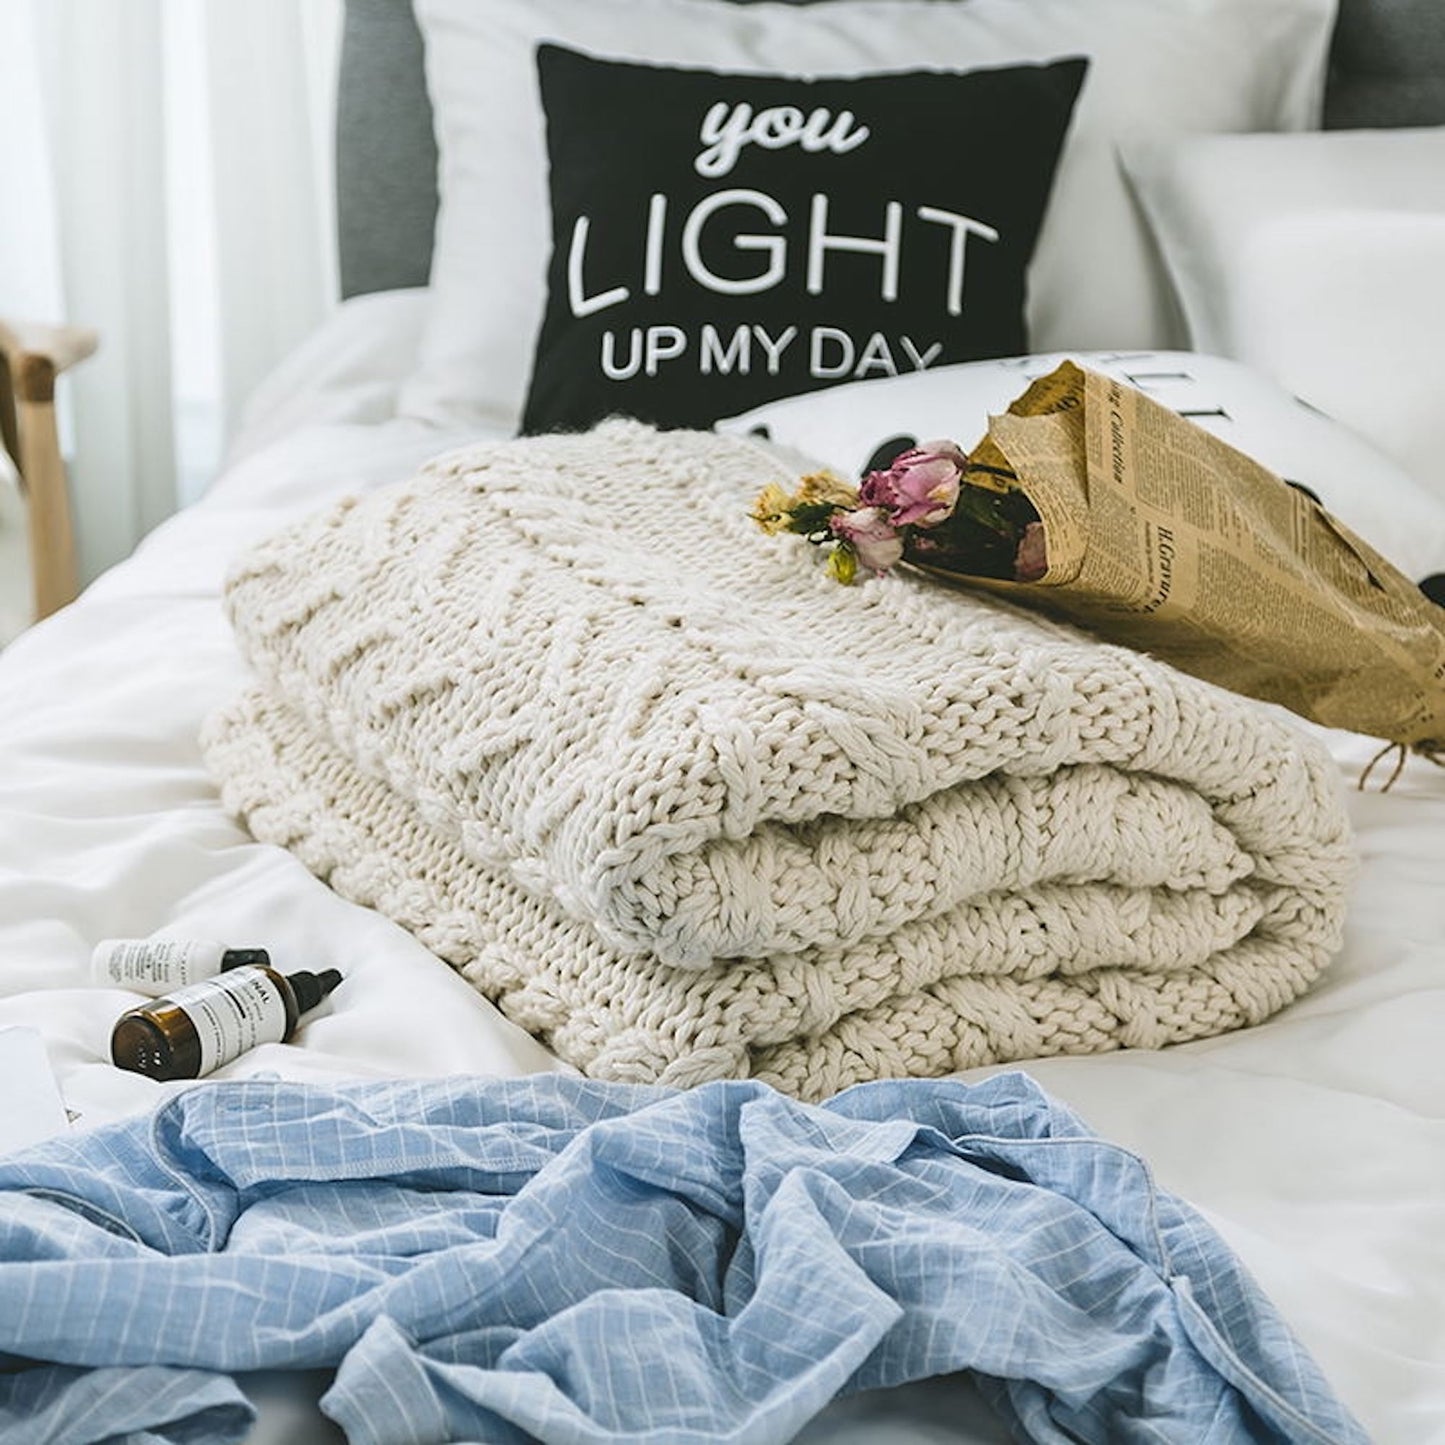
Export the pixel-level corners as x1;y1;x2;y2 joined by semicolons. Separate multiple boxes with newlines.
0;295;1440;1444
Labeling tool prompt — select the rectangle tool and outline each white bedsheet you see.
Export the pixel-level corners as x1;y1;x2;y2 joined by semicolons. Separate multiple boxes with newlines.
0;303;1441;1443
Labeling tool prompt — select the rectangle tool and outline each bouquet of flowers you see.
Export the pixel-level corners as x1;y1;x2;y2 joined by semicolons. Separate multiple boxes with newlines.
750;360;1445;763
750;443;1047;587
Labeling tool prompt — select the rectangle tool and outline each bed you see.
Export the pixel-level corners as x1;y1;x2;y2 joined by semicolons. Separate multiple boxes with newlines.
1;1;1443;1441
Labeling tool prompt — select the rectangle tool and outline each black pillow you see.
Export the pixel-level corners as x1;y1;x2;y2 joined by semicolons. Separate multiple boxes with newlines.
522;44;1087;435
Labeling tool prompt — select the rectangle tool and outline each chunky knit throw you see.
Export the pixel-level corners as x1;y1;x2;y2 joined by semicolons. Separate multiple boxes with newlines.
204;421;1355;1099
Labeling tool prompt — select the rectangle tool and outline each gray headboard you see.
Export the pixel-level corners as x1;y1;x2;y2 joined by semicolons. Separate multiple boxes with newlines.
335;0;1445;300
336;0;437;299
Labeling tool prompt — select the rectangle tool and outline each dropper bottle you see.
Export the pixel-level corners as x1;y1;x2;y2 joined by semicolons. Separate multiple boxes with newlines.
92;937;271;995
110;965;342;1081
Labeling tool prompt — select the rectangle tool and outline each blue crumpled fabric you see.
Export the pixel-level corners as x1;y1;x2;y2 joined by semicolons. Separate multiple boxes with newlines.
0;1071;1368;1445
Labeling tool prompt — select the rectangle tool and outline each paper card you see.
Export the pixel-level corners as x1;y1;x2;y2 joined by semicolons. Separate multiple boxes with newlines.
0;1026;71;1156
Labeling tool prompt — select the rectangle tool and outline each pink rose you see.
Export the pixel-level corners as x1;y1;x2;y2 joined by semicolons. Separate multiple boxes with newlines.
1014;521;1048;582
859;440;968;528
830;506;903;574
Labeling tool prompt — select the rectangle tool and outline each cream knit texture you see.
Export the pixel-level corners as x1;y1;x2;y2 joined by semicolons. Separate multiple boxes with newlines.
203;420;1355;1099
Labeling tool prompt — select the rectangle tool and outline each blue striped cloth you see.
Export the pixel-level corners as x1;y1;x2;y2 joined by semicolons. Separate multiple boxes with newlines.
0;1072;1367;1445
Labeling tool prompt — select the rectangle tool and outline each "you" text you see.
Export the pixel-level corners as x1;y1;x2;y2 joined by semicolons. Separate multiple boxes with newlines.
693;101;870;178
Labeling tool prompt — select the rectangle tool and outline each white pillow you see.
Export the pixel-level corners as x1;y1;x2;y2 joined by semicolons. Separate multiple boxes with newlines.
400;0;1336;432
225;289;433;466
719;350;1445;588
1120;129;1445;500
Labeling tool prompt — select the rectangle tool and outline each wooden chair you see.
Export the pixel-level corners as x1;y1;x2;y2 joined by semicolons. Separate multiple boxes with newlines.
0;319;98;621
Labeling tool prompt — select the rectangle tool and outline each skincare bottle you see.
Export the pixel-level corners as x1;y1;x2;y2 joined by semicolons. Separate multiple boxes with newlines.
110;965;342;1081
92;937;271;995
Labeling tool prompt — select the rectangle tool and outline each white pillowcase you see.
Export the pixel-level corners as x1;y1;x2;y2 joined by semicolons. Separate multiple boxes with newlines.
401;0;1336;431
719;350;1445;587
1121;128;1445;499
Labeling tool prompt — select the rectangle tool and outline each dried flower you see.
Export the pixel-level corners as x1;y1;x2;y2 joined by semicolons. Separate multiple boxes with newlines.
1014;521;1048;582
859;441;968;528
795;471;860;509
749;483;795;536
830;507;903;575
749;442;1042;590
826;543;858;586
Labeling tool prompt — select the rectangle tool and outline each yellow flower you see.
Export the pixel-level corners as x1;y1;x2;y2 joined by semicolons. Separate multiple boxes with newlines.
796;471;860;510
826;543;858;585
750;483;795;535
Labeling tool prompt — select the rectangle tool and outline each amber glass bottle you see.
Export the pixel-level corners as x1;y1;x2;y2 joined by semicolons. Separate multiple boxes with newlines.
110;965;341;1081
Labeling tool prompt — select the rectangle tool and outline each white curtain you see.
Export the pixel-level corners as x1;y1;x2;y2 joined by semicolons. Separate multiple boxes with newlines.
0;0;342;586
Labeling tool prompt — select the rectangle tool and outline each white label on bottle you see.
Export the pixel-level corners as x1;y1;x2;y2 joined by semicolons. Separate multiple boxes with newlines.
94;939;223;993
167;969;288;1076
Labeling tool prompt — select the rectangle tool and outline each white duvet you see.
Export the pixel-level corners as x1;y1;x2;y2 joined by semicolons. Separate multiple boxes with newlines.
0;294;1440;1444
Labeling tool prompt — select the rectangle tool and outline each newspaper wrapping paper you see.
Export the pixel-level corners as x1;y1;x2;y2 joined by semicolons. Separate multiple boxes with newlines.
915;362;1445;755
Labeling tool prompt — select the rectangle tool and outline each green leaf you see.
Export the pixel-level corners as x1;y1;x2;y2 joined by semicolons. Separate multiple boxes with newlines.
787;501;844;536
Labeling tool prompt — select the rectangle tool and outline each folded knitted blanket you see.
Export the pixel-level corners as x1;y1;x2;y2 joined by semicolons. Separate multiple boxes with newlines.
203;420;1355;1099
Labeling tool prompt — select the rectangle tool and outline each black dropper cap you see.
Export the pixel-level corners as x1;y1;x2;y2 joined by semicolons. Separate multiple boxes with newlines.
288;968;343;1016
220;948;271;972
